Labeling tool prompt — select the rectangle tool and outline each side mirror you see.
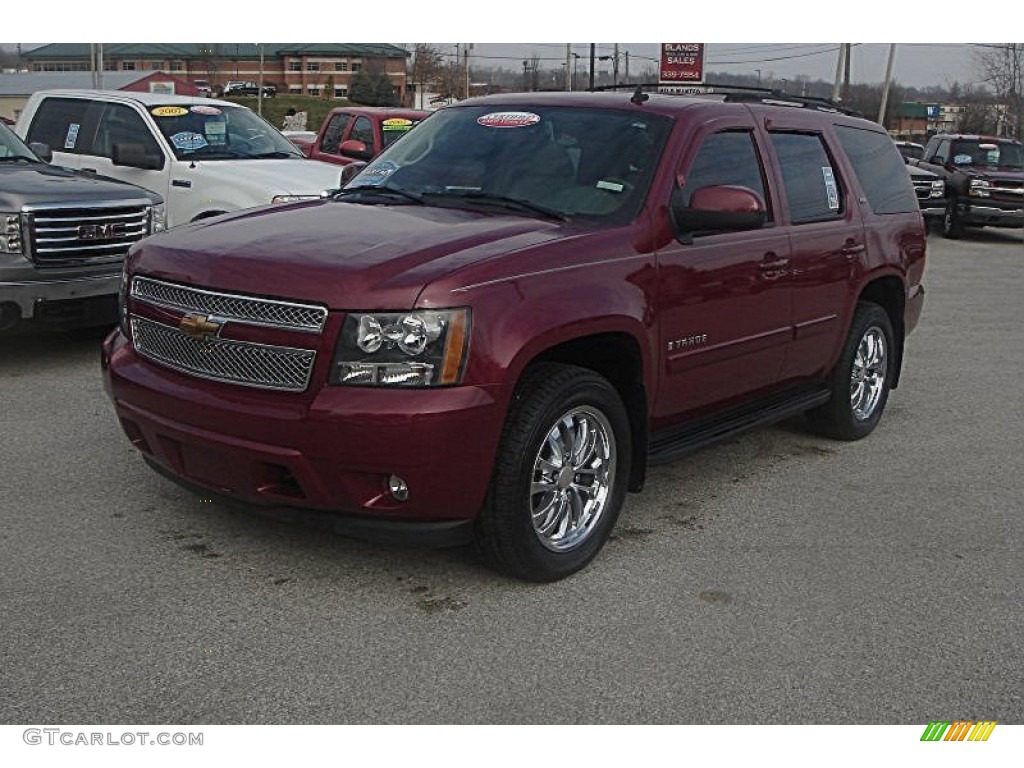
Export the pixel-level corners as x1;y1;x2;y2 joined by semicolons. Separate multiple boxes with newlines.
112;142;164;171
339;161;368;186
339;139;372;161
671;184;767;240
29;141;52;163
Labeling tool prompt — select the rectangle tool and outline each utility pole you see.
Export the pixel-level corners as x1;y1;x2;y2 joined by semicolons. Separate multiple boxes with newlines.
832;44;846;102
843;42;852;103
624;51;630;85
589;43;595;90
96;42;103;90
613;43;619;86
463;44;471;100
878;43;897;125
565;44;571;91
257;43;265;117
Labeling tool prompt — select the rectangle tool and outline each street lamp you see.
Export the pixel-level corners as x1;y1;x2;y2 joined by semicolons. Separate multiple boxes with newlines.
570;53;581;92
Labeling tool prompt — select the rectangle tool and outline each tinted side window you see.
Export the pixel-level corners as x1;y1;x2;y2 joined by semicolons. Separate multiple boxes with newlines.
681;130;771;219
770;132;843;224
26;98;100;155
320;113;351;155
350;116;375;154
835;125;918;215
93;104;162;160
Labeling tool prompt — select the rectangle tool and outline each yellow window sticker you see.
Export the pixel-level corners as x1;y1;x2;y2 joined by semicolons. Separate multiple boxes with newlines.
152;106;189;117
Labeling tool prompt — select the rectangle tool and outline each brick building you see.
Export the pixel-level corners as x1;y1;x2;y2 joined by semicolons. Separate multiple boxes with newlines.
24;44;411;102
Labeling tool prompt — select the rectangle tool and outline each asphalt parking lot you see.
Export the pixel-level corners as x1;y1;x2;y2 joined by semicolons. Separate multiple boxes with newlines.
1;228;1021;725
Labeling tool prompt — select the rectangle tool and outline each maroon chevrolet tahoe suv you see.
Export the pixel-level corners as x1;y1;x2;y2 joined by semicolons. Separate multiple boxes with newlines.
101;89;926;581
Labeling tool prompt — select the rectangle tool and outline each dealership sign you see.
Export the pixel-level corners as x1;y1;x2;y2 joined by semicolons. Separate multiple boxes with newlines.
660;44;705;84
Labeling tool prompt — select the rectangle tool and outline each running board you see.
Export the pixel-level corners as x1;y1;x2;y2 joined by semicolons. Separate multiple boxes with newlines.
648;385;831;466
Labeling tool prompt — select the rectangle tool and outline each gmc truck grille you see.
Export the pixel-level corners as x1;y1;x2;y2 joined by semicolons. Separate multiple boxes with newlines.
130;316;317;392
911;179;934;200
129;278;327;392
26;203;151;265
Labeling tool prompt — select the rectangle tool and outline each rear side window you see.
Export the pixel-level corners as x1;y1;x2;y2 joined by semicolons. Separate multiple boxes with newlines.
320;113;351;155
681;130;771;219
835;126;918;214
770;132;844;224
26;97;101;155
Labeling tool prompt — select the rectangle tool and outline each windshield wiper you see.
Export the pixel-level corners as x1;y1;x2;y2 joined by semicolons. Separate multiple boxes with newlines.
0;155;37;163
422;190;569;221
333;185;425;205
251;151;301;159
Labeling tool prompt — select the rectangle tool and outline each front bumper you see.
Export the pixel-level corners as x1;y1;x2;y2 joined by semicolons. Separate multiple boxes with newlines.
956;200;1024;228
0;269;120;321
101;330;506;534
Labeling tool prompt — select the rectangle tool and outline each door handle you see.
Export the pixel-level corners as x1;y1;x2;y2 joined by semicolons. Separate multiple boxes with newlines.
841;241;866;258
760;253;790;277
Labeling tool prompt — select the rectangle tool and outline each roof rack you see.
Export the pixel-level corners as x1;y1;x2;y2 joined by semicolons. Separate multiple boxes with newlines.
589;82;863;118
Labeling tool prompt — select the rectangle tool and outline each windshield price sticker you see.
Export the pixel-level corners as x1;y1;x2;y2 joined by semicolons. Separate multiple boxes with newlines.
822;167;840;210
170;132;208;151
190;105;222;116
477;112;541;129
64;123;80;149
358;160;399;186
152;106;189;117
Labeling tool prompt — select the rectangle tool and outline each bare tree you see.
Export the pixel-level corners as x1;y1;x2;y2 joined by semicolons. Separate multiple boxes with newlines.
410;44;444;107
974;44;1023;138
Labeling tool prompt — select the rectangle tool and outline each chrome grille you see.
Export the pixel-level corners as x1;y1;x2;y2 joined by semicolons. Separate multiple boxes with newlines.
131;316;316;392
27;203;150;265
132;277;327;332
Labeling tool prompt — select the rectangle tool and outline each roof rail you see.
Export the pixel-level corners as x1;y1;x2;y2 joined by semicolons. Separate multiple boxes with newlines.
589;82;863;118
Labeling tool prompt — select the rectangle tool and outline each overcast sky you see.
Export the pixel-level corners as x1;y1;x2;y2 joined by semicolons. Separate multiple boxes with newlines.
8;0;1009;91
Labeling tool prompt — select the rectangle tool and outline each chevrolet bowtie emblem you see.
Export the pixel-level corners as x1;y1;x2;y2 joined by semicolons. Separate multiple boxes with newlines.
179;313;222;340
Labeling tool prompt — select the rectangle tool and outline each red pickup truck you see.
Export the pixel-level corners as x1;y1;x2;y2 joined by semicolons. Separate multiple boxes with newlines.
103;89;926;581
289;106;428;166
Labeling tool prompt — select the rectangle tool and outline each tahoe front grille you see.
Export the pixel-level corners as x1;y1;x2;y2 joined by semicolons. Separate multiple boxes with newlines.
26;202;151;265
130;316;317;392
129;278;327;392
132;277;327;332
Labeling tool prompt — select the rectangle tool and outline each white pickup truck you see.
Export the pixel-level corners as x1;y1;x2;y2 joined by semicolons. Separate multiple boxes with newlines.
16;90;343;228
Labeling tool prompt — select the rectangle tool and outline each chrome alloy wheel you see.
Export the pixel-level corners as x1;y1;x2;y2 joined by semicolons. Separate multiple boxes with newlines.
529;407;616;552
850;326;887;421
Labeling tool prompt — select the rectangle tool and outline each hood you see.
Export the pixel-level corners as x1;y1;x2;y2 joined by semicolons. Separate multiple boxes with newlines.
185;157;343;195
130;198;572;309
0;162;159;209
959;165;1024;183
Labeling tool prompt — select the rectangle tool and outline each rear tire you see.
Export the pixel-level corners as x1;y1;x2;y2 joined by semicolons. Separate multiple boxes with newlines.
807;302;895;441
474;363;631;582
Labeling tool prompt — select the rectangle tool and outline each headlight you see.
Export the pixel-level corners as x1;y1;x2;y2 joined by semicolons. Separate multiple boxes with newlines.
149;203;167;233
929;180;945;198
330;309;470;387
271;194;319;204
969;179;991;198
0;212;22;255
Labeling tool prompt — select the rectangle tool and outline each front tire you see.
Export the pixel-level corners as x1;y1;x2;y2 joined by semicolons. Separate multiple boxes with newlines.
807;302;895;441
474;363;631;582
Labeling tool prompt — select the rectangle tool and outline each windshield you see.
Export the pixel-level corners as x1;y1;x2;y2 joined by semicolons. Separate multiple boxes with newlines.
345;105;672;224
149;103;304;161
0;122;39;161
950;139;1023;170
897;143;923;161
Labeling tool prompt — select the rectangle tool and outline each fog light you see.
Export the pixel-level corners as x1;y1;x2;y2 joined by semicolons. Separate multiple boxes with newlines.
388;475;409;502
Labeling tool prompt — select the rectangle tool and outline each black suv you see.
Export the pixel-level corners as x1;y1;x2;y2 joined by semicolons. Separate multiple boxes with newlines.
914;134;1024;238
